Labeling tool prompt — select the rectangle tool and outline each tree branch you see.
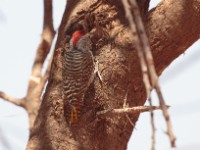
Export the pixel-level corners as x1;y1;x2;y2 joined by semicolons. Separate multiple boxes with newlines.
23;0;55;130
27;0;55;96
122;0;176;147
97;105;168;117
146;0;200;146
26;0;200;149
0;91;25;107
36;55;53;96
148;97;156;150
0;0;55;130
121;0;151;98
147;0;200;74
131;0;176;146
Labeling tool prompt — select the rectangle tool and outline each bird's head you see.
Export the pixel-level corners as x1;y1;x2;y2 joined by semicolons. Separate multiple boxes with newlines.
71;30;86;47
70;29;92;51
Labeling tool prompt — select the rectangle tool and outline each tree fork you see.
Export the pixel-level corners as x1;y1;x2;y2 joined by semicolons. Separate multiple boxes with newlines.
26;0;200;150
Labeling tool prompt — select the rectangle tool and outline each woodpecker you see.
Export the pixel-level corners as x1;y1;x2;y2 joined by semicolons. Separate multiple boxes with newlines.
62;29;95;124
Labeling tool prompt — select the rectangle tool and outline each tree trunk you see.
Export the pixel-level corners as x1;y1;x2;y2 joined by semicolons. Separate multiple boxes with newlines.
26;0;200;149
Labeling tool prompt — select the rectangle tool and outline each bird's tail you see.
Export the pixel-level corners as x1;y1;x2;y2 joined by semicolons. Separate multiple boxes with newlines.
65;100;82;124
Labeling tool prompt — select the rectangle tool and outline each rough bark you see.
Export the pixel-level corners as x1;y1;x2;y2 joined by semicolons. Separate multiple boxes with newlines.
26;0;200;149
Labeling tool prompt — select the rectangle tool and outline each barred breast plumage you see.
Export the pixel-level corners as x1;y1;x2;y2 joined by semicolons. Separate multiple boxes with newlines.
62;30;94;124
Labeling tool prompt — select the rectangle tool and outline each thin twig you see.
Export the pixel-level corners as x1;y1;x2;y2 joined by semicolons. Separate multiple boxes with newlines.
97;105;167;117
125;114;135;127
123;88;129;108
123;88;135;127
129;0;176;147
156;86;176;146
0;91;25;107
121;0;151;98
148;97;156;150
121;0;176;147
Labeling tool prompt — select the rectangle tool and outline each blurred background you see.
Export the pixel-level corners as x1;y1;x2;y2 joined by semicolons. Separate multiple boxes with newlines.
0;0;199;149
